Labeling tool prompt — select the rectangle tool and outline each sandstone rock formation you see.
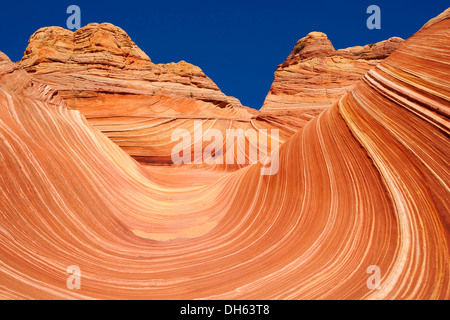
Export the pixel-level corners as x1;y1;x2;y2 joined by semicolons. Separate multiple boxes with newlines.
0;8;448;300
18;23;402;168
20;23;242;107
17;23;304;167
0;51;65;106
261;32;404;116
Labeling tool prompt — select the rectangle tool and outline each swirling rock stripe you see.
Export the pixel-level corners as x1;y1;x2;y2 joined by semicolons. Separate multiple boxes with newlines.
0;10;449;299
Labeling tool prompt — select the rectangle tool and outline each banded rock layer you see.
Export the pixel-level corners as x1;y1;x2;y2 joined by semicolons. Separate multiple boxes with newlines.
0;9;449;300
20;23;243;107
261;32;404;116
18;23;305;167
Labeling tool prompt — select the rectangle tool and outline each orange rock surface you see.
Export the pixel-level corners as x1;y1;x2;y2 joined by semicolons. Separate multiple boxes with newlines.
18;23;302;166
261;31;404;116
0;9;449;300
20;23;242;107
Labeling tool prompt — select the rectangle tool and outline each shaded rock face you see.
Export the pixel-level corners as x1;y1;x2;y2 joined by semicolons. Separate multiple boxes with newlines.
261;32;404;115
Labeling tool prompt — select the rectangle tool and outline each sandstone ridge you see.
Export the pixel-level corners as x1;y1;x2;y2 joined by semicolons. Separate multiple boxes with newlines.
261;31;404;114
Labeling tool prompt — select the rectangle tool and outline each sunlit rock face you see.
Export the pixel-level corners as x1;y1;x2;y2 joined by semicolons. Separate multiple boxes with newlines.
0;8;449;300
0;51;65;106
19;23;242;107
261;31;404;117
17;22;301;167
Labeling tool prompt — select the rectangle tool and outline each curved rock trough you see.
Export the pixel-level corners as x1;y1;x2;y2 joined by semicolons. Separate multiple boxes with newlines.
0;9;448;299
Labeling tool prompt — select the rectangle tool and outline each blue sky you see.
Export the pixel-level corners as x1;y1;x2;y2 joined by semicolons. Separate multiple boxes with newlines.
0;0;448;109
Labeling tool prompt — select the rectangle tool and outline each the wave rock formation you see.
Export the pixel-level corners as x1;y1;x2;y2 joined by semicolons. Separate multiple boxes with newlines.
0;9;449;299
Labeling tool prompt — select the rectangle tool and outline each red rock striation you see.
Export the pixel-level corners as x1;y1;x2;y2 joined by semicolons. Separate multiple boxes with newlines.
0;51;65;106
261;32;404;116
16;23;304;167
20;23;242;107
0;9;448;300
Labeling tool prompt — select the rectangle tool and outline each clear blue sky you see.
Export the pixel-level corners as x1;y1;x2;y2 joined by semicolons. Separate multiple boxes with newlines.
0;0;448;109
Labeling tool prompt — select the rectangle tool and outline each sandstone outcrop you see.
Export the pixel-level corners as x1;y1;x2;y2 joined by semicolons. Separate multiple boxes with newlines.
261;32;404;115
0;9;448;300
17;23;304;167
20;23;242;107
0;51;65;106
